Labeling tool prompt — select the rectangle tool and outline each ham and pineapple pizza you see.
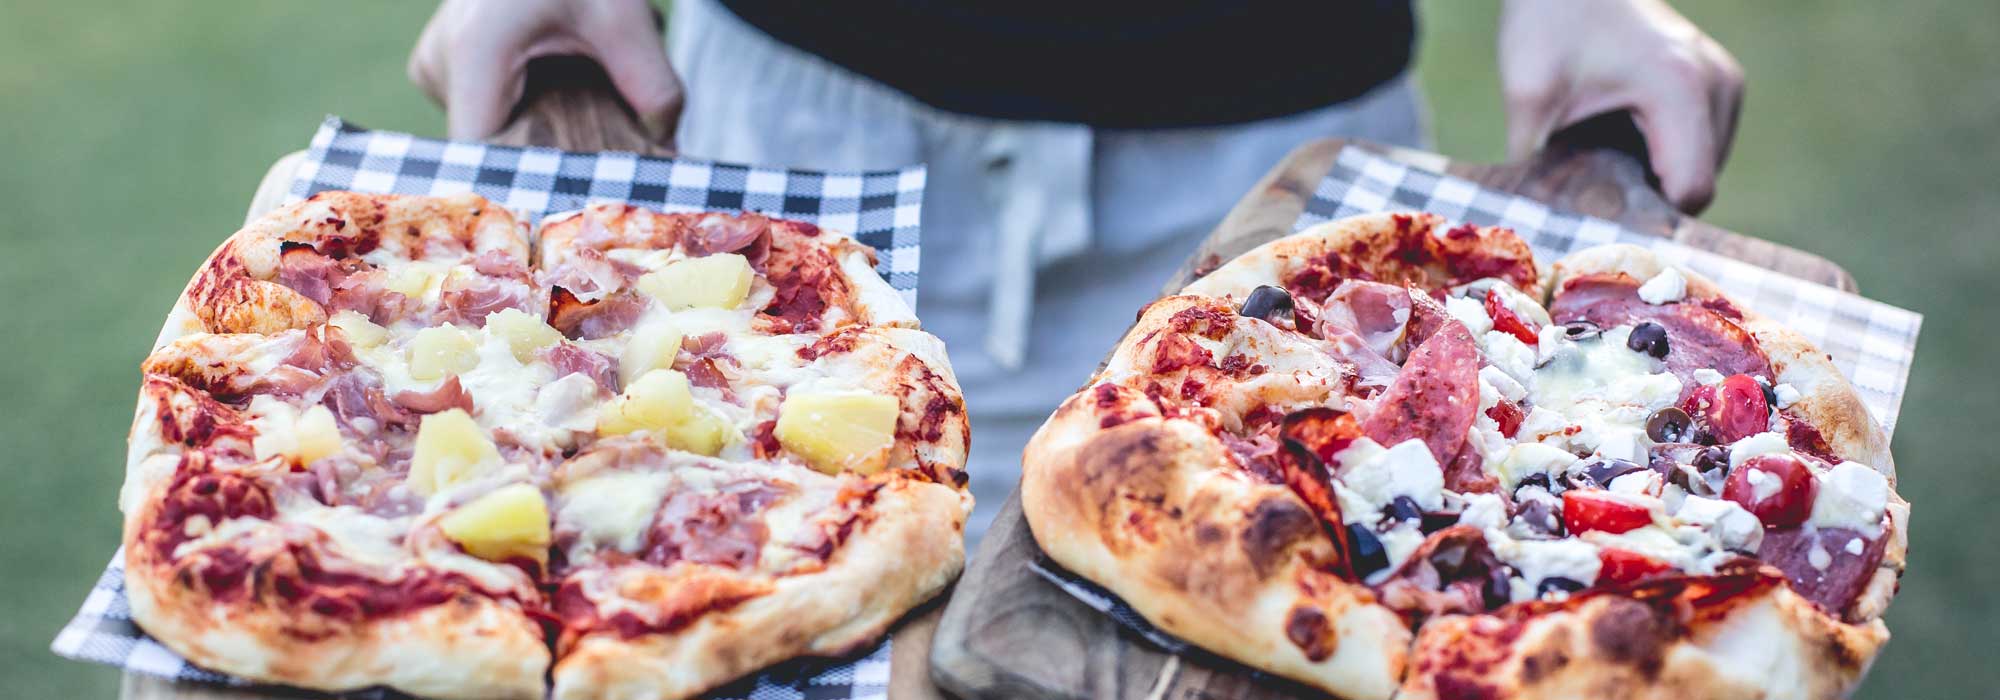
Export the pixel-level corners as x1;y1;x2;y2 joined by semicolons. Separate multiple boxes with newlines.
120;192;969;699
1021;212;1905;700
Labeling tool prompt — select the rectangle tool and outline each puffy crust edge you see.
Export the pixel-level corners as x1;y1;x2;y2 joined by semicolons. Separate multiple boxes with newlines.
1022;393;1409;700
1547;244;1907;625
1400;583;1887;700
1183;211;1539;302
119;481;548;700
550;477;967;700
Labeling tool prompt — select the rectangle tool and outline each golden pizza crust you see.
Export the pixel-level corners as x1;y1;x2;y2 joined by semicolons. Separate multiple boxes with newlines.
550;475;966;700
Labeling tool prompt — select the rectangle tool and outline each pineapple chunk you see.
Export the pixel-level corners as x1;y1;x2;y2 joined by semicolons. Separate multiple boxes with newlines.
384;264;437;300
619;321;684;387
293;405;342;465
662;409;729;456
438;483;550;564
328;310;388;347
409;409;501;496
484;308;561;363
775;391;899;475
636;254;753;310
597;370;696;437
409;324;479;380
596;370;730;455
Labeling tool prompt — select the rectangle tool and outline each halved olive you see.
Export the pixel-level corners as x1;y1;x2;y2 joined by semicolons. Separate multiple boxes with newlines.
1626;321;1670;358
1537;576;1586;598
1645;406;1693;443
1383;496;1423;524
1345;523;1390;577
1238;285;1294;321
1561;320;1603;340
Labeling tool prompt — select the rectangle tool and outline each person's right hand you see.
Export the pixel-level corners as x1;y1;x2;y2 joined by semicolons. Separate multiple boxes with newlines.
409;0;683;145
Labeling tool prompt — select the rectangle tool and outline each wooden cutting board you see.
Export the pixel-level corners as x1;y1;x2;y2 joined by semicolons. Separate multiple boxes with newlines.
119;57;945;700
927;135;1859;700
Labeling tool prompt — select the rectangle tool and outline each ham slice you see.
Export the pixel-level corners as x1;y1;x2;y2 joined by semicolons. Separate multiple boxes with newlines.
548;287;647;340
684;214;773;270
541;343;619;395
391;376;474;415
439;274;535;328
275;244;413;324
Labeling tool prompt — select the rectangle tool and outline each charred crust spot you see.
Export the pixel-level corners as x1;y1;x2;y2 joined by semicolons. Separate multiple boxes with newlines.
1519;641;1570;684
1589;597;1679;678
1194;522;1225;545
1284;604;1337;661
1239;497;1318;577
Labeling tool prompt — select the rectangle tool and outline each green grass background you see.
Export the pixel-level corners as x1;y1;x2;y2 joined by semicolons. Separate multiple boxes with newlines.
2;2;1993;697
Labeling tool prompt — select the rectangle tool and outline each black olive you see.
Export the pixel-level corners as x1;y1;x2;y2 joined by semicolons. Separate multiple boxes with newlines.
1626;322;1670;358
1759;379;1779;410
1383;496;1423;524
1345;523;1390;577
1645;406;1693;443
1562;320;1603;340
1428;540;1472;577
1557;468;1599;492
1238;285;1294;321
1514;500;1562;537
1691;445;1731;472
1515;472;1553;494
1420;510;1460;535
1583;458;1646;487
1484;566;1515;609
1537;576;1586;598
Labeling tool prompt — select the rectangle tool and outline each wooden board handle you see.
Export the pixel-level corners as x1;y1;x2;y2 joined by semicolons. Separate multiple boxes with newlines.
488;37;672;157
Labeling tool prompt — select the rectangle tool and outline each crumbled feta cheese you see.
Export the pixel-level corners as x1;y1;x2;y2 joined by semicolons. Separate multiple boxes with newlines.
1518;406;1567;442
1592;427;1650;464
1773;383;1802;408
1375;523;1428;582
1495;537;1602;597
1496;442;1580;490
1483;331;1537;386
1479;365;1527;403
1609;470;1664;497
1728;432;1793;468
1459;492;1509;531
1444;295;1493;337
1674;496;1764;552
1844;537;1864;555
1335;438;1445;512
1536;324;1570;365
1808;544;1832;570
1637;267;1688;304
1692;368;1726;386
1810;461;1889;534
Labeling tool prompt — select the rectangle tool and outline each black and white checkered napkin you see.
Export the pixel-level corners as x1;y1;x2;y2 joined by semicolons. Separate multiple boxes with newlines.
1300;146;1920;433
1035;143;1923;663
52;116;915;699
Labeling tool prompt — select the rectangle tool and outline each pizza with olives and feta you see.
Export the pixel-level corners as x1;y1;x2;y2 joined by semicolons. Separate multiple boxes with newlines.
121;192;969;700
1021;212;1904;700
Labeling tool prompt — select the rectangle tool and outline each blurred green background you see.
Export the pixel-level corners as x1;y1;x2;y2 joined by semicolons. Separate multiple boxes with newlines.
2;2;1993;697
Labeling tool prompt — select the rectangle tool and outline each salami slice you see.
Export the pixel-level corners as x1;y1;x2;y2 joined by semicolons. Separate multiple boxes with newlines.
1549;273;1773;385
1359;320;1488;491
1757;525;1887;616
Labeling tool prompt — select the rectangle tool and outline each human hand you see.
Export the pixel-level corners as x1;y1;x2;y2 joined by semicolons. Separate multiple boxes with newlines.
1498;0;1744;213
409;0;683;146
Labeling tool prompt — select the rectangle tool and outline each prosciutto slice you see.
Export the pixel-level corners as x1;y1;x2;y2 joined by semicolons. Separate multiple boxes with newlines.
541;343;619;395
275;244;412;324
684;214;773;270
548;287;646;340
391;376;474;415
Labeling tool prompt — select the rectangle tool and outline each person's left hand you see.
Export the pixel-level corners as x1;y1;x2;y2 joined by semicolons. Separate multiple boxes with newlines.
1499;0;1744;213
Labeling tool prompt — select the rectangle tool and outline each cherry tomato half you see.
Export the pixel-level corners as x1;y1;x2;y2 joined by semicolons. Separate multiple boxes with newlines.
1562;490;1654;535
1598;548;1674;586
1682;374;1770;444
1722;453;1816;527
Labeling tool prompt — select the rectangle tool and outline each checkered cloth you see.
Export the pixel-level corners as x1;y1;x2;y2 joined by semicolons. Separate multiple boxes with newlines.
51;117;914;699
1301;146;1920;433
1036;143;1923;665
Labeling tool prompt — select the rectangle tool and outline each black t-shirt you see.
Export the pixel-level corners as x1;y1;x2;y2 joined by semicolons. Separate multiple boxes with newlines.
717;1;1417;129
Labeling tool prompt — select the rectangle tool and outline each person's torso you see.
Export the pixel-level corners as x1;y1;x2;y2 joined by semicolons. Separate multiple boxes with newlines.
715;0;1416;129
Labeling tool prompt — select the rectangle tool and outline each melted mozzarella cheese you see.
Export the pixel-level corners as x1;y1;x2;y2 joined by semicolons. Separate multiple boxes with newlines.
1531;325;1681;461
1729;432;1792;468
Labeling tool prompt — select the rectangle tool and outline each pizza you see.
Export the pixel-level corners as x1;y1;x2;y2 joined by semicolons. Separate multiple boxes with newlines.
120;192;970;699
1020;213;1905;700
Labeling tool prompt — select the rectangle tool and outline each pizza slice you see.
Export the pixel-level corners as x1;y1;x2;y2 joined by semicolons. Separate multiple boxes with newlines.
1023;213;1908;700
